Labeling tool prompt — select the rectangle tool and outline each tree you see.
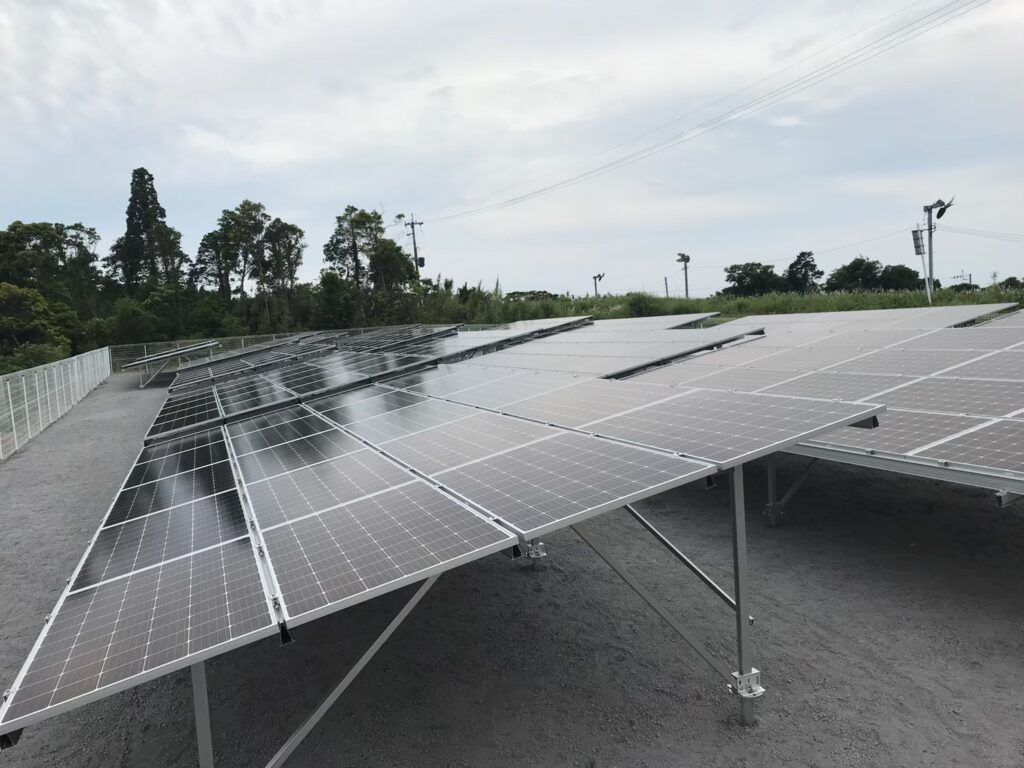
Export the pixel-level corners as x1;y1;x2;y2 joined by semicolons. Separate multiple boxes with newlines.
783;251;823;292
105;168;186;292
878;264;923;291
0;221;102;314
824;257;882;292
190;226;237;300
721;262;788;297
262;218;305;291
1000;276;1021;289
0;282;69;356
323;206;386;289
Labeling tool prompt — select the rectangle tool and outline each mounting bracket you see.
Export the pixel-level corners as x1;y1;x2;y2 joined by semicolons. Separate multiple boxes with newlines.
730;668;765;699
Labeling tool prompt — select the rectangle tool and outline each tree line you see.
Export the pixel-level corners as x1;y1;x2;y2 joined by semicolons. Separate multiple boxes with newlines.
719;251;1021;297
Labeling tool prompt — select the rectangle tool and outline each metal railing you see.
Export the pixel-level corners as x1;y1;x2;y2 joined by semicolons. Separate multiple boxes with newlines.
108;334;304;372
0;347;112;462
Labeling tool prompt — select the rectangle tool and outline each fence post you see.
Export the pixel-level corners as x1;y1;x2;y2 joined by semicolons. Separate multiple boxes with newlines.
34;371;43;433
6;381;19;451
22;376;30;438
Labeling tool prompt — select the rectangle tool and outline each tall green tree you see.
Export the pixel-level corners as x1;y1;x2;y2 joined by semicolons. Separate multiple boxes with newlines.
878;264;922;291
825;257;883;292
784;251;823;292
105;167;187;292
261;218;305;291
721;262;788;297
323;206;386;289
190;225;237;301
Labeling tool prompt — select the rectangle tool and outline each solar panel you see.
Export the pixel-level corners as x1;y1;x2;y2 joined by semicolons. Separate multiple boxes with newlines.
982;311;1024;328
627;361;725;386
582;389;885;467
806;408;987;455
216;377;296;418
880;377;1024;417
0;539;273;727
125;434;229;488
914;418;1024;472
262;480;514;625
893;327;1024;351
743;346;867;372
123;340;219;369
438;371;582;409
235;429;365;484
241;448;414;528
500;378;678;427
673;366;799;392
105;460;238;526
434;431;714;538
380;411;557;474
308;388;427;426
146;389;220;440
760;371;905;401
829;348;985;377
940;350;1024;381
341;399;477;444
72;490;248;590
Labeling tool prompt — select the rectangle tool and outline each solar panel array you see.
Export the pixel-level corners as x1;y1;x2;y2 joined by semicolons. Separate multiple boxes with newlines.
629;304;1023;483
2;311;894;737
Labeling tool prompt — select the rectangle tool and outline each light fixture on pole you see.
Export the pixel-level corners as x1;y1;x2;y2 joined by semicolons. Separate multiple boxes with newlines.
911;227;930;304
676;253;691;298
592;273;605;298
922;196;954;297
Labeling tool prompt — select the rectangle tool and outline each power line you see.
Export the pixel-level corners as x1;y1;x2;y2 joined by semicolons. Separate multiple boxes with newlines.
471;0;934;199
425;0;990;223
938;224;1024;242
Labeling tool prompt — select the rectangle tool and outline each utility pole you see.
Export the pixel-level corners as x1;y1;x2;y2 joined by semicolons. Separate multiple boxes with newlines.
592;273;605;298
405;214;424;278
922;196;954;296
676;253;690;298
664;276;669;298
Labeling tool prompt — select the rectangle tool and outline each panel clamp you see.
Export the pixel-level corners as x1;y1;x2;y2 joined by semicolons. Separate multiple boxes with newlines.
730;668;765;699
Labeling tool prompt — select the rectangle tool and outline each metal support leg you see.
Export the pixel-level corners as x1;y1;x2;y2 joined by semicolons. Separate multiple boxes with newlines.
764;456;818;527
571;525;732;682
731;466;763;725
764;456;780;527
191;662;214;768
264;575;439;768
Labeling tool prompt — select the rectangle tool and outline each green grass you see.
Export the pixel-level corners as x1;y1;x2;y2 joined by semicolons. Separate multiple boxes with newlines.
487;286;1023;323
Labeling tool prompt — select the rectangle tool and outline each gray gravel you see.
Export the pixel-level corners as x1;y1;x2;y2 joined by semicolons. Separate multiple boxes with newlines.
0;375;1021;767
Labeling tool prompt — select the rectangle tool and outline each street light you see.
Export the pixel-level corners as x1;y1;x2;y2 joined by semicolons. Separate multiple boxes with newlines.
592;273;605;298
676;253;691;298
922;196;954;297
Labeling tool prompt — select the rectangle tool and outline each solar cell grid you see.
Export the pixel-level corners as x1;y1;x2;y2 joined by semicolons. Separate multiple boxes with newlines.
342;399;478;444
435;431;713;538
760;371;905;401
940;350;1024;381
829;348;985;377
743;346;869;372
443;371;582;409
225;405;314;437
105;461;238;527
0;539;272;725
677;366;799;392
139;428;222;464
894;327;1024;351
262;481;513;623
501;378;680;428
807;408;986;455
242;448;414;528
228;413;334;455
125;439;228;488
380;411;558;474
583;388;884;467
310;388;427;426
880;377;1024;417
235;429;365;483
72;490;248;590
915;418;1024;472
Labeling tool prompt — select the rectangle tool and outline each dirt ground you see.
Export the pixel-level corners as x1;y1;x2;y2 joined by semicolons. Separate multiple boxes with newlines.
0;374;1021;767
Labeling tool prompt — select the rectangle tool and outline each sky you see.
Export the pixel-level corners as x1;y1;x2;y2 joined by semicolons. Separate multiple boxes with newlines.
1;0;1022;298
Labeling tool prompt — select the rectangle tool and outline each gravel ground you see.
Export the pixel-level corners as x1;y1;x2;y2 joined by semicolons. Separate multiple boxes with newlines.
0;374;1021;767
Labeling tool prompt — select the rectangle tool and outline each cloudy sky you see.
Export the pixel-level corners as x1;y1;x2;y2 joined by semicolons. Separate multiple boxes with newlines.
2;0;1021;297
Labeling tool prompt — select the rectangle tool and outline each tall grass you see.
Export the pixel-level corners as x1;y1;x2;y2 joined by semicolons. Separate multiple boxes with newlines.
421;286;1022;325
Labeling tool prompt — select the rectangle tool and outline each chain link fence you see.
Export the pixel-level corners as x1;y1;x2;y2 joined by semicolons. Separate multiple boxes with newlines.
0;347;112;462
